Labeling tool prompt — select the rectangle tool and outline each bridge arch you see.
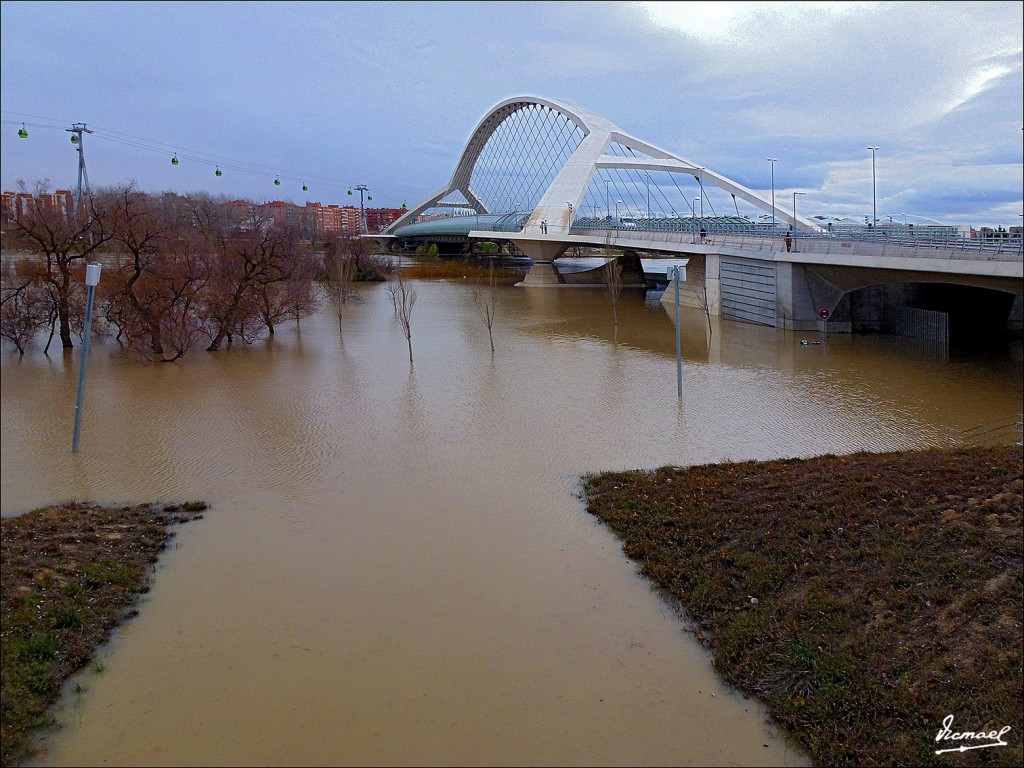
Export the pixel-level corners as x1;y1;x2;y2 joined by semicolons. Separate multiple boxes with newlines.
387;96;819;237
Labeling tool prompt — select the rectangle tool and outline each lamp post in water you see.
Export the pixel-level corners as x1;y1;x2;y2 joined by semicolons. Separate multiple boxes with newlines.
72;262;101;453
669;264;685;399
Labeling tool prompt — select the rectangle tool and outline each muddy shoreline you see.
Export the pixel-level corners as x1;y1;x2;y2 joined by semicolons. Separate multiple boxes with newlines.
583;445;1023;766
0;501;206;767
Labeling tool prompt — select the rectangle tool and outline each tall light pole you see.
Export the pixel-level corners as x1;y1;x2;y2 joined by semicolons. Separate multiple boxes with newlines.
566;201;573;230
867;146;879;229
603;177;610;220
72;262;102;453
693;197;701;218
644;171;651;221
792;192;806;251
616;199;623;223
66;123;94;215
698;167;705;217
767;158;777;230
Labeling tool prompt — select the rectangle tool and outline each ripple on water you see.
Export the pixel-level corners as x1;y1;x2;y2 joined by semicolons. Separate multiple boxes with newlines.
2;279;1019;766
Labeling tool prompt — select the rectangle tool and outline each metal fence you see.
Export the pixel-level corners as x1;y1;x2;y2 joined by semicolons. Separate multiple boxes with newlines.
943;414;1024;447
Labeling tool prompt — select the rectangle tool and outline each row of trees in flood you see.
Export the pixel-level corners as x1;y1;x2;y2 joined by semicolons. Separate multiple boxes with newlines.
0;182;391;360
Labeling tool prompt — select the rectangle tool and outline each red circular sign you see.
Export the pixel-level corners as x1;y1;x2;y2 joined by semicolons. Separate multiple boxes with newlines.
819;308;830;320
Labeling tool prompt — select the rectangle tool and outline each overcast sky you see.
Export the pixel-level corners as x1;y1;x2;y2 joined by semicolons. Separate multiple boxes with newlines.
2;1;1021;226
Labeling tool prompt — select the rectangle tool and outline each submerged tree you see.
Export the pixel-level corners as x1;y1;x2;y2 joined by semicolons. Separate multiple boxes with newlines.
395;262;416;364
0;256;51;354
473;259;498;354
601;256;623;328
5;180;112;349
99;183;173;355
202;209;297;351
323;235;357;332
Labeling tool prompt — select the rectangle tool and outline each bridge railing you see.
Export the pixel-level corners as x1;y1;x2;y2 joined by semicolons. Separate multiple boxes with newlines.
566;223;1023;262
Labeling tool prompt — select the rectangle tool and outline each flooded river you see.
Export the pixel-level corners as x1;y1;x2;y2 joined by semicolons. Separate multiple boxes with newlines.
2;273;1020;766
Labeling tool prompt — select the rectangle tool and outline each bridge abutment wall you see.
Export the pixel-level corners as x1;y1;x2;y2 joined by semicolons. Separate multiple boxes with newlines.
665;249;1022;341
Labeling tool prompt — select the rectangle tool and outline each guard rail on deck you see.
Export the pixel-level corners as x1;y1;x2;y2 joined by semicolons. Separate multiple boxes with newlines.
560;224;1023;262
943;414;1024;447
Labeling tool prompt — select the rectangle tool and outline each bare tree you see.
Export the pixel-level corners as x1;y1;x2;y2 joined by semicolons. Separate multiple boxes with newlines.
5;180;112;349
283;248;320;328
202;208;295;351
148;238;210;361
473;259;498;353
395;263;416;364
0;257;51;354
251;227;310;336
601;257;623;327
100;183;171;354
385;277;400;317
323;236;356;332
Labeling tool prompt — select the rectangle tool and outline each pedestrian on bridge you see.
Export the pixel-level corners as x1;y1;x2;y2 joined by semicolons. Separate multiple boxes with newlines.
699;226;707;243
785;230;793;252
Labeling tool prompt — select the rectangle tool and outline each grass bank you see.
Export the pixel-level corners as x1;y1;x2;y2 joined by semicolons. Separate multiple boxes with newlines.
582;445;1022;767
0;501;207;767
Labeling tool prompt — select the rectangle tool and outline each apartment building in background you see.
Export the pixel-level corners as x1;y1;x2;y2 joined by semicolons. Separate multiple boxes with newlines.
1;189;74;228
2;188;401;238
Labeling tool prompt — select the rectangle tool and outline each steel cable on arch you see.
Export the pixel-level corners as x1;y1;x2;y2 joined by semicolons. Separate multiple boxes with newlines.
461;103;586;215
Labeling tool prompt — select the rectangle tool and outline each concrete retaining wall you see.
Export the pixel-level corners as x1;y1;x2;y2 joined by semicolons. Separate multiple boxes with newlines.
720;256;777;327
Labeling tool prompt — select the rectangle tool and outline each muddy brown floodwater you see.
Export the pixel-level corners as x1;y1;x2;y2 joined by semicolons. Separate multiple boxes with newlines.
2;275;1020;766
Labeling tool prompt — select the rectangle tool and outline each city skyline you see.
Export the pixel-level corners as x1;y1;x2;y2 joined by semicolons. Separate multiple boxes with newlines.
1;1;1021;226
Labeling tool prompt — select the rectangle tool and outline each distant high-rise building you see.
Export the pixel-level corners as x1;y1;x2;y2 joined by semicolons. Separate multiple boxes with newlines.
365;208;404;233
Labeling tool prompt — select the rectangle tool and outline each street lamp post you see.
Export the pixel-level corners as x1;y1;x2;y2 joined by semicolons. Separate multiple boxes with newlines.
792;192;806;252
867;146;879;229
767;158;777;230
566;201;573;230
603;178;610;221
644;171;651;221
672;264;683;399
698;168;704;217
616;199;623;224
72;262;102;453
693;197;701;218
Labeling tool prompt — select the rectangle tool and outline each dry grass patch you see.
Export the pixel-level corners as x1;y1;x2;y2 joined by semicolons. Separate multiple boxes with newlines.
582;446;1022;767
1;501;206;767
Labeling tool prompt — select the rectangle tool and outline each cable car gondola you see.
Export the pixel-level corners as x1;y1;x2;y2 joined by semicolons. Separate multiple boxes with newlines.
18;123;28;139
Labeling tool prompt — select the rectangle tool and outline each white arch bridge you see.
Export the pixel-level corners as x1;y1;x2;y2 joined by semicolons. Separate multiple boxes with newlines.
384;96;1022;333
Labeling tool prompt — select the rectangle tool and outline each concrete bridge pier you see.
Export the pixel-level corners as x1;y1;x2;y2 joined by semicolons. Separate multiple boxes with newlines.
776;262;851;332
514;238;570;286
